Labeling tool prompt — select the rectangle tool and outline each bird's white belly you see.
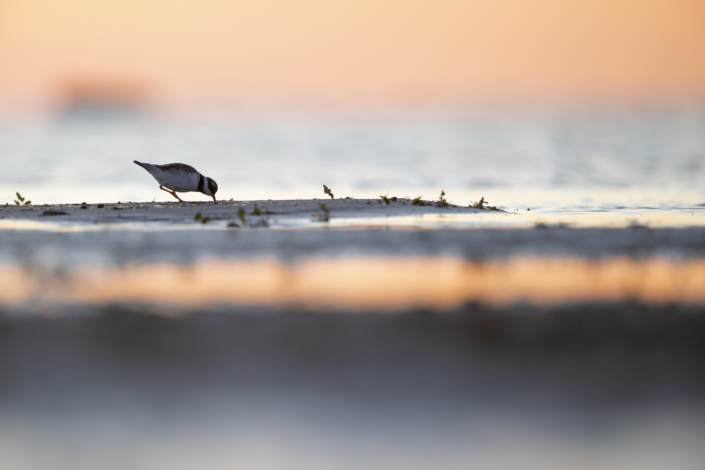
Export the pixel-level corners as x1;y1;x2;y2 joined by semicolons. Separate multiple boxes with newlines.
155;170;200;192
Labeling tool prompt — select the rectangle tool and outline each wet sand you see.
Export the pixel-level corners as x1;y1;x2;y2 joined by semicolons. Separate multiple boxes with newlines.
0;198;490;226
1;199;705;469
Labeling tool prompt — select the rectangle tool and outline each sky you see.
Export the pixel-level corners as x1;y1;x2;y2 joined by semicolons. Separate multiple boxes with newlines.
1;0;704;114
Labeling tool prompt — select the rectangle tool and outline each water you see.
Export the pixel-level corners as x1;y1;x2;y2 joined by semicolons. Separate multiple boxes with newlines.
2;107;705;470
2;107;704;218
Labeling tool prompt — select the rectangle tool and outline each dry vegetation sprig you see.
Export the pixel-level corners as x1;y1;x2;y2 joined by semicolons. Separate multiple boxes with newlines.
315;203;330;222
323;185;335;199
226;206;269;228
194;212;211;224
435;190;449;207
470;197;488;209
411;196;426;206
237;208;246;225
14;192;31;206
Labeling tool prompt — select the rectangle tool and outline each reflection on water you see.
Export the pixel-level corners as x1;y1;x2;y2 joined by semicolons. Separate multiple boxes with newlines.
325;208;705;229
1;303;704;470
3;256;704;310
2;205;705;232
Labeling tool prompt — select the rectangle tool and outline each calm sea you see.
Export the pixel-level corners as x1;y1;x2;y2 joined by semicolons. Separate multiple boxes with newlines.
1;107;704;224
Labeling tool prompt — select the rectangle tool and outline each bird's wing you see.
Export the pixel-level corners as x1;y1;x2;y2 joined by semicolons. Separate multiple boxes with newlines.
155;163;199;174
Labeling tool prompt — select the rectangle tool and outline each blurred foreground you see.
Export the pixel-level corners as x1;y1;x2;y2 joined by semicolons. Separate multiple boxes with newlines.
1;303;704;470
2;199;704;468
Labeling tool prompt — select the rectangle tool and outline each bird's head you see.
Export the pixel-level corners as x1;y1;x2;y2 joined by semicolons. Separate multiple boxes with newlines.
205;177;218;203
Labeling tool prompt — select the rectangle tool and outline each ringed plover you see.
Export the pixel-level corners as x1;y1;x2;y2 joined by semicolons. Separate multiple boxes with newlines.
134;160;218;203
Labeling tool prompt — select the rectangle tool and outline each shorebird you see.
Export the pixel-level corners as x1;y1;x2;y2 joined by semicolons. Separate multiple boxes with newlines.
134;161;218;203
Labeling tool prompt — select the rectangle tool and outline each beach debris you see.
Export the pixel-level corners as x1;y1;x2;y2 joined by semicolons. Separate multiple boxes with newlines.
436;190;449;207
323;185;335;199
412;196;426;206
97;204;105;208
41;210;67;216
14;192;31;206
315;203;330;222
80;202;88;209
470;197;488;209
194;212;211;224
226;222;239;228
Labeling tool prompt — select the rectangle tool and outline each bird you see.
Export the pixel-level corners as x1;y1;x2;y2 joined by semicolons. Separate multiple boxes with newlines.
134;161;218;203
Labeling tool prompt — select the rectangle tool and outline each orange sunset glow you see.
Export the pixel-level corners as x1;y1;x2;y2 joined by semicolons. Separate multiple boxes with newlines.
3;256;705;310
1;0;705;113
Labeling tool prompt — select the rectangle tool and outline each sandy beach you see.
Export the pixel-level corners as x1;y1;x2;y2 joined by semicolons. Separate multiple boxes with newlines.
1;171;704;469
1;199;704;310
0;197;491;226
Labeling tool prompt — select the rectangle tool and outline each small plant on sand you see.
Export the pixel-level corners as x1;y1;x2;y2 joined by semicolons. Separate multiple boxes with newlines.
315;203;330;222
323;184;335;199
470;197;488;209
323;185;335;199
14;192;31;206
411;196;425;206
435;190;449;208
194;212;211;224
252;204;262;216
379;193;391;205
230;206;268;228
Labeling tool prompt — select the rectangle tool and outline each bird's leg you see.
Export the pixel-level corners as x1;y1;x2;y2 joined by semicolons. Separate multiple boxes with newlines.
160;185;184;202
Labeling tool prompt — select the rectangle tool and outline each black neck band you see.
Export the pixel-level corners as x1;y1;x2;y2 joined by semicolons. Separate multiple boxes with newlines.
197;174;205;193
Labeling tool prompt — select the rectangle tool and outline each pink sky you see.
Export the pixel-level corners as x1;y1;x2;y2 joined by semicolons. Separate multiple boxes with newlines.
1;0;704;113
